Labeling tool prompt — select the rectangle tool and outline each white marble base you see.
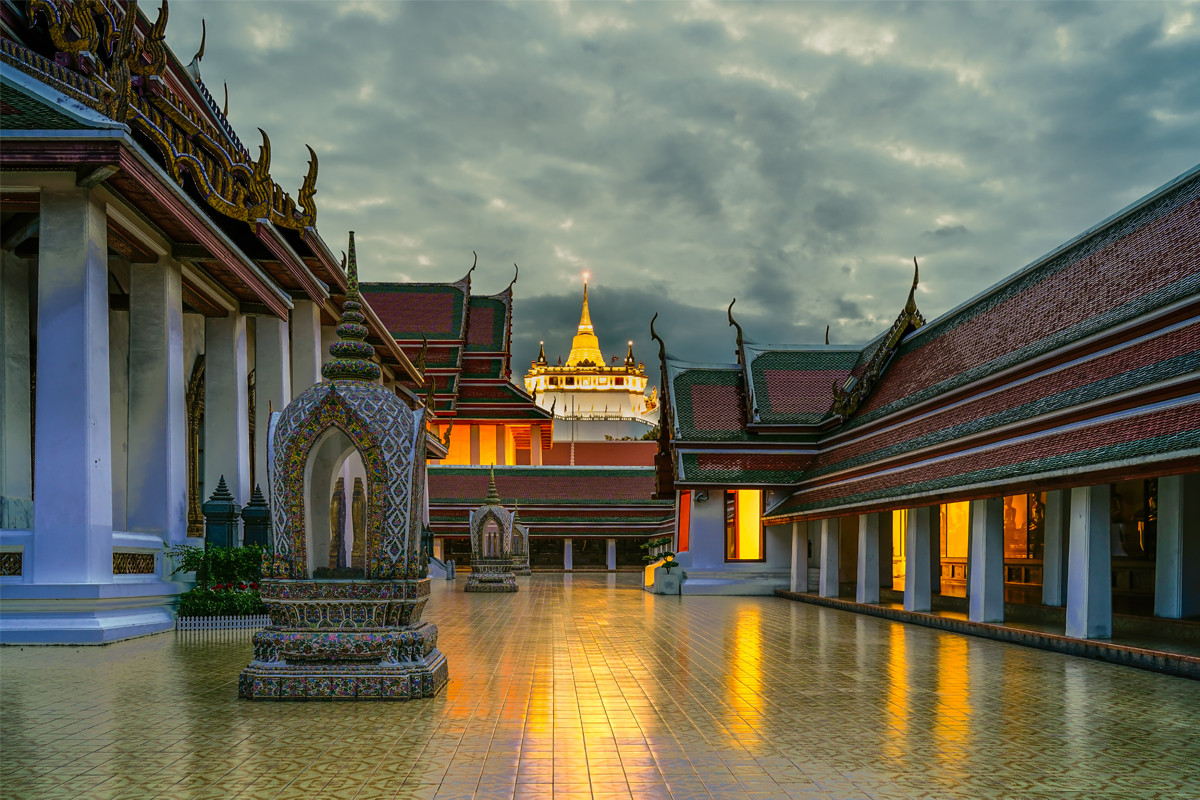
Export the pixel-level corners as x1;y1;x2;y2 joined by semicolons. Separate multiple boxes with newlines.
0;580;187;643
678;570;790;596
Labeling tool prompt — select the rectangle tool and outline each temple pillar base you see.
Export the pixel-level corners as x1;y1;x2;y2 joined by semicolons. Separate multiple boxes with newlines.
239;622;448;700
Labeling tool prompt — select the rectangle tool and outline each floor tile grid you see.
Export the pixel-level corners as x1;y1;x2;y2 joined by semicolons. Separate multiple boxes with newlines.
3;575;1200;800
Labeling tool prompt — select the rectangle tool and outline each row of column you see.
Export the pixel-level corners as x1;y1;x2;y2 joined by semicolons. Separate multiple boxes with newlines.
791;478;1199;638
10;183;330;584
202;298;323;511
432;538;620;569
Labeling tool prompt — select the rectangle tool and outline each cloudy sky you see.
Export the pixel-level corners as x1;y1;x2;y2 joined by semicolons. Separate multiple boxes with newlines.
166;1;1199;378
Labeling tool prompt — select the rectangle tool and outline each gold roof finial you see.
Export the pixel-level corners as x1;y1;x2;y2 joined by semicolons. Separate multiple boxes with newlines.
565;273;603;366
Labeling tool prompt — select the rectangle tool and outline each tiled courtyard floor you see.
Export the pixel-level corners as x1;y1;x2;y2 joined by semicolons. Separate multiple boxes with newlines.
2;574;1199;800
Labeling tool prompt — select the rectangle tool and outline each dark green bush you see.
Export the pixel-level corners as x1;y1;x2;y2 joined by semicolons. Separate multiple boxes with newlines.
167;543;262;589
170;544;266;618
177;586;267;617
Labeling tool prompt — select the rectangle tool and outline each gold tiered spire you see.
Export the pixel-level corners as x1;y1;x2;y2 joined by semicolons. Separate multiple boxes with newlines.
566;275;604;367
485;465;501;505
322;232;382;382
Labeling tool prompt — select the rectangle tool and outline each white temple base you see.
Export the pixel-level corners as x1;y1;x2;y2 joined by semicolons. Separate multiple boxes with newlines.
0;580;187;644
678;571;790;596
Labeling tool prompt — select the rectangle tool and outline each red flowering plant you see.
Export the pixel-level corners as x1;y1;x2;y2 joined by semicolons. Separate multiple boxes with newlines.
168;544;267;617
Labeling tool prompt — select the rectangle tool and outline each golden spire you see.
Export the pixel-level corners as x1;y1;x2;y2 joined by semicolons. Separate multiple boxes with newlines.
566;274;603;367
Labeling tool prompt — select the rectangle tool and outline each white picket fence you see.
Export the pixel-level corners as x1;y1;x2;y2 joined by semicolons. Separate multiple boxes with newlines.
176;615;270;631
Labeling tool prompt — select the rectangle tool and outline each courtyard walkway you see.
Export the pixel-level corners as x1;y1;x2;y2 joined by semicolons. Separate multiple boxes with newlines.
2;574;1198;800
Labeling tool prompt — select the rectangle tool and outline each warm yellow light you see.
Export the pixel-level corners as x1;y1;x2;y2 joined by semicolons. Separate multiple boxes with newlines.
942;501;969;559
892;508;907;592
735;489;762;560
583;271;589;283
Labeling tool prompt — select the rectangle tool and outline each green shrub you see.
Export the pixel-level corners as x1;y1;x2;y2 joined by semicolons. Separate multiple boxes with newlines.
170;544;266;618
167;543;262;590
177;584;267;617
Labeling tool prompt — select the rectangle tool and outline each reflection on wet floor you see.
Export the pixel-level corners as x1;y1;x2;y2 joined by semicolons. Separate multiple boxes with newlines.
2;573;1198;800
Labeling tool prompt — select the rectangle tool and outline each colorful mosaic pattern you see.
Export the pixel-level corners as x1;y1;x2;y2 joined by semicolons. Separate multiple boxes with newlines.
268;380;420;580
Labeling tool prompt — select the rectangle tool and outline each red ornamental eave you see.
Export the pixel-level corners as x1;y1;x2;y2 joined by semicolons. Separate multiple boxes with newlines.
1;136;293;319
255;222;328;304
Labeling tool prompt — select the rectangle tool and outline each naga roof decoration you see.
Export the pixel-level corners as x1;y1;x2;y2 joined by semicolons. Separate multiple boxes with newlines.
649;313;675;499
14;0;320;233
830;258;925;419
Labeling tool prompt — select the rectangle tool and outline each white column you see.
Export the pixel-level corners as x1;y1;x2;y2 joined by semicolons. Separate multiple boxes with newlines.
31;185;112;583
564;538;573;570
904;505;934;612
0;253;33;529
790;521;808;592
1155;474;1200;619
204;314;250;507
108;290;129;531
1042;490;1071;607
968;497;1005;623
433;537;443;561
606;538;616;570
530;424;543;466
819;518;839;598
254;315;291;497
1066;484;1112;639
289;299;322;393
125;259;187;547
857;513;881;604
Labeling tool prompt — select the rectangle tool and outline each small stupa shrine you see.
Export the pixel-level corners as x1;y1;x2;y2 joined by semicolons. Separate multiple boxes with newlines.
465;469;519;592
239;233;448;700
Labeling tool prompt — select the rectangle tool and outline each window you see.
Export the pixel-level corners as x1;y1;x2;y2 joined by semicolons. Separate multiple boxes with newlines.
549;377;558;387
678;490;691;553
565;377;574;386
724;489;763;561
615;377;624;386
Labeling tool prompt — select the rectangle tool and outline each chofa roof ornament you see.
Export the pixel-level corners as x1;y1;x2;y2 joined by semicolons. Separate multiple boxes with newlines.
831;257;926;419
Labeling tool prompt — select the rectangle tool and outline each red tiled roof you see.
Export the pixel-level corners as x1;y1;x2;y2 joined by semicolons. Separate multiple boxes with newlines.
857;194;1200;417
543;441;657;466
690;384;746;431
428;468;667;504
362;286;464;339
763;369;850;415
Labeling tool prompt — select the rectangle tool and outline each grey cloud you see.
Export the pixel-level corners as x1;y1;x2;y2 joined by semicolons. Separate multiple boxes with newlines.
165;0;1200;384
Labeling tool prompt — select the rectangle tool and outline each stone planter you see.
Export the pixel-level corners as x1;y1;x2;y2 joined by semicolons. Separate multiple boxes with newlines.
652;567;682;595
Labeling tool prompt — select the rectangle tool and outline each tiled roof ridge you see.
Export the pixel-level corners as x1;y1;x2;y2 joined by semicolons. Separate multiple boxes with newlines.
840;270;1200;433
766;426;1200;519
808;345;1200;482
905;165;1200;349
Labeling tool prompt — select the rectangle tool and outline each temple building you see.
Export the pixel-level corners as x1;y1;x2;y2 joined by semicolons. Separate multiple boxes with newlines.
525;276;659;444
362;269;554;467
0;2;441;642
654;164;1200;632
362;275;674;569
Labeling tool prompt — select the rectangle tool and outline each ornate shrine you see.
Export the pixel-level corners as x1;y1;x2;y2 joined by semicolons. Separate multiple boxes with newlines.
239;234;447;700
464;469;518;592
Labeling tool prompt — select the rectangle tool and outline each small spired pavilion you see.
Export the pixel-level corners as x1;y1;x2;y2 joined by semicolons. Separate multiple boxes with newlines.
465;470;519;592
239;234;448;701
